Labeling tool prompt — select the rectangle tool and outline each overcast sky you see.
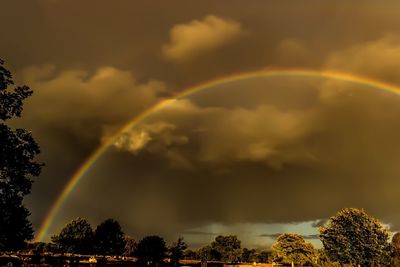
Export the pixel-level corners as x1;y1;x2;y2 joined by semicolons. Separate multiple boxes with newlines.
2;0;400;248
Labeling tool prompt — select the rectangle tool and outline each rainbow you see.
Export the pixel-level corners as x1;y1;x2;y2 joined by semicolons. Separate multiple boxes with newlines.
35;68;400;242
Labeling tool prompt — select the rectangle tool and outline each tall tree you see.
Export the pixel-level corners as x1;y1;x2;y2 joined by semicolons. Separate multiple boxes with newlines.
51;217;94;254
135;235;167;266
94;219;126;255
0;59;42;251
319;208;392;266
168;236;187;266
211;235;242;263
272;233;315;266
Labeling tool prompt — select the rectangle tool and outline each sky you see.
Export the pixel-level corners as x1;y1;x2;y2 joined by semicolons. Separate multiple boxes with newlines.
2;0;400;248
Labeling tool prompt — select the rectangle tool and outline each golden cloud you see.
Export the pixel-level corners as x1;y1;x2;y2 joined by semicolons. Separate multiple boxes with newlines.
162;15;243;62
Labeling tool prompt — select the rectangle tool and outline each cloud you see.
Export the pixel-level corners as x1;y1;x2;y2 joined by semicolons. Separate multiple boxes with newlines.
326;35;400;84
311;219;327;228
20;65;166;138
112;99;318;169
274;39;312;67
162;15;243;62
15;65;167;229
114;122;189;154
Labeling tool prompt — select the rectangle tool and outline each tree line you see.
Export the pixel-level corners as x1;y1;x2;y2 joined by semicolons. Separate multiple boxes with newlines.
32;207;400;266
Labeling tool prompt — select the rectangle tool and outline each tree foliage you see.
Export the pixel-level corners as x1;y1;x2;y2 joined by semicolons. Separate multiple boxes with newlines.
241;248;256;263
211;235;242;263
0;59;42;251
51;217;94;254
135;235;167;266
272;233;315;266
94;218;126;255
168;236;187;266
319;208;392;266
197;245;220;262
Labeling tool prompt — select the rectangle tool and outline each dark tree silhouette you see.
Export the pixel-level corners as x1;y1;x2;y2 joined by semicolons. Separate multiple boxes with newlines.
51;217;94;254
135;235;167;266
168;236;187;266
0;59;42;251
94;218;126;255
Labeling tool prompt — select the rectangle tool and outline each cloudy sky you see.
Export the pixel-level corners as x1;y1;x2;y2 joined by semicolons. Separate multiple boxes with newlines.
3;0;400;248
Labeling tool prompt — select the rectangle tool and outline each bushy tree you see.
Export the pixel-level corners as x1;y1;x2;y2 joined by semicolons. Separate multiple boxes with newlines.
197;245;221;262
135;235;167;266
168;236;187;266
272;233;315;266
211;235;242;263
319;208;391;266
0;59;42;251
94;219;126;255
51;217;94;254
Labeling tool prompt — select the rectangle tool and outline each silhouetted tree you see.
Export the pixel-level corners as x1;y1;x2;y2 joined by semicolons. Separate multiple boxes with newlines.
211;235;241;263
94;219;126;255
51;217;94;254
272;233;315;266
124;236;137;256
135;235;167;266
168;236;187;266
0;59;43;251
319;208;391;266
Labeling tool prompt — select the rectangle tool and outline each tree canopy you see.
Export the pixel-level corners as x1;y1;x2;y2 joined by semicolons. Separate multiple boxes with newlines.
168;236;187;266
211;235;242;263
319;208;391;266
51;217;94;254
0;59;42;251
272;233;315;266
94;218;126;255
135;235;167;266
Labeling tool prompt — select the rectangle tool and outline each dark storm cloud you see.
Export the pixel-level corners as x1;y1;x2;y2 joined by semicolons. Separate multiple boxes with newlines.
2;0;400;246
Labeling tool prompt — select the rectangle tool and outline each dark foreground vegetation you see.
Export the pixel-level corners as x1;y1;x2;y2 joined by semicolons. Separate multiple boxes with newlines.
1;208;399;266
1;60;400;266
